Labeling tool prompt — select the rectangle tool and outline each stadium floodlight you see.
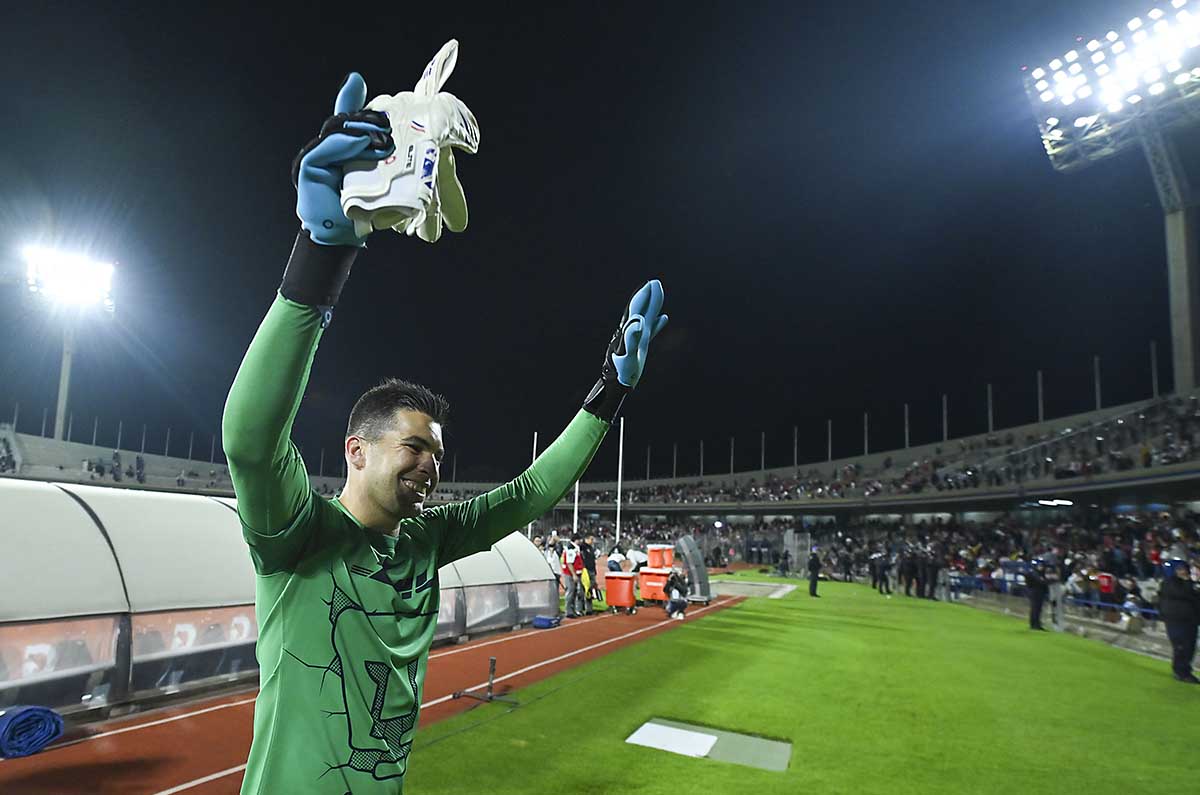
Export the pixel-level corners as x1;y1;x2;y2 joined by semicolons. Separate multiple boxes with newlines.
1022;0;1200;394
19;244;117;441
1022;0;1200;172
22;245;115;313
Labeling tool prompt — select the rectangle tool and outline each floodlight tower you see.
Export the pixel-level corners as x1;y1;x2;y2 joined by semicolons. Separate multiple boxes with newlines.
21;245;116;440
1023;1;1200;392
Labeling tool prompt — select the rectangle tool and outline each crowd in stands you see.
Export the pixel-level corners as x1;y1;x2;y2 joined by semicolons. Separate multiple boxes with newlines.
0;437;14;473
80;451;150;485
572;396;1200;506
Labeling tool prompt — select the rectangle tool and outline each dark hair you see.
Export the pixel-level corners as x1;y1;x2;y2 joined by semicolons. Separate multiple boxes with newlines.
347;378;450;440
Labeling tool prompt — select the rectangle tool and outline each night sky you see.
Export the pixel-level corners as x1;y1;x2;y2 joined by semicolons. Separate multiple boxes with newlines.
0;1;1174;482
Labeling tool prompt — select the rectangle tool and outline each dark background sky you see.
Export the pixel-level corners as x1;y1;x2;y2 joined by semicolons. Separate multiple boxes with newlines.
0;1;1172;482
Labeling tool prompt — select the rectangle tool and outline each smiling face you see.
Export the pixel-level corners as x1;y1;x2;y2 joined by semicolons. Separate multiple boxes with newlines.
346;409;444;524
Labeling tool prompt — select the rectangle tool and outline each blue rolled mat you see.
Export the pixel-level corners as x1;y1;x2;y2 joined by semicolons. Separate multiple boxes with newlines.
0;705;65;758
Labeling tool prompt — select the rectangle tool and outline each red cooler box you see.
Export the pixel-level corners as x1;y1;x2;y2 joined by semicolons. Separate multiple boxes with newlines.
648;544;674;568
638;567;671;602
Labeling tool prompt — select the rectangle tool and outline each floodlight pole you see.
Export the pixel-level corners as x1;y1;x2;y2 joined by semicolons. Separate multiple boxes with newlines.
527;431;538;538
1139;120;1200;394
52;322;76;441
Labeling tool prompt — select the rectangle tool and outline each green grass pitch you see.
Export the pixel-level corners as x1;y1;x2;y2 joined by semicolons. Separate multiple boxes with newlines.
406;581;1200;794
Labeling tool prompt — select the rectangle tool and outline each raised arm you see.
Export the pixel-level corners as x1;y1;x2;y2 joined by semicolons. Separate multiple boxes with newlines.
222;73;395;570
435;280;669;565
221;273;338;535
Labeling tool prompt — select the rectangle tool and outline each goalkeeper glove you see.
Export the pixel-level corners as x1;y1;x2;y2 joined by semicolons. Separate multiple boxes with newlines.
583;280;669;422
282;72;393;316
292;72;394;247
341;39;479;243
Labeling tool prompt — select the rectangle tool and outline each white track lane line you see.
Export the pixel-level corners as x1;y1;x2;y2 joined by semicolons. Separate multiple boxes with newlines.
45;696;259;752
147;596;735;795
427;610;612;660
39;614;613;753
420;596;732;709
151;764;247;795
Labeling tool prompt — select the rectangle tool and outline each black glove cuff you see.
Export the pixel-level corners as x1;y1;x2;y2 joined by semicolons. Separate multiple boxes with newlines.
280;230;358;311
582;377;629;423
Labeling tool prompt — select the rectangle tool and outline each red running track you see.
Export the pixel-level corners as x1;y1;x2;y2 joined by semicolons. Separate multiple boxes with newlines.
0;596;739;795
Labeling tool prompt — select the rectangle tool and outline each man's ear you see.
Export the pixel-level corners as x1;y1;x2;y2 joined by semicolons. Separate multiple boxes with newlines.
346;436;368;471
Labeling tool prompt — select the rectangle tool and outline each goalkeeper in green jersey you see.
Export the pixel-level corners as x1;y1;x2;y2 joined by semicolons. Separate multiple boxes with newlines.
222;70;668;795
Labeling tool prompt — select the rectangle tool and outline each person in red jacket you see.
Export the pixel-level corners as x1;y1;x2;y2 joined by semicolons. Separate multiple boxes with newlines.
562;540;585;618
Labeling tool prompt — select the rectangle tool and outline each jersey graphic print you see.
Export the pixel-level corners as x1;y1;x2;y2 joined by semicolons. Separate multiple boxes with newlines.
285;559;438;783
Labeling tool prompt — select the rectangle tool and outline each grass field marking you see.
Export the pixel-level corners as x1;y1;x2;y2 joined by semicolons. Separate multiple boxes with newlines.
427;611;613;660
150;763;248;795
420;596;734;710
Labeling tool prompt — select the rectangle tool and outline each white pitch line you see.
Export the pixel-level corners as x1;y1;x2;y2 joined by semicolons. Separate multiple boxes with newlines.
420;596;732;709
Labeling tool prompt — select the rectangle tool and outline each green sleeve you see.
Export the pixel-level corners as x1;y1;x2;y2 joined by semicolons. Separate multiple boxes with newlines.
434;409;608;566
222;293;324;572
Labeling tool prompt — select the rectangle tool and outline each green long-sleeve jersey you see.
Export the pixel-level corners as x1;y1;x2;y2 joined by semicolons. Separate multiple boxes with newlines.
222;294;608;794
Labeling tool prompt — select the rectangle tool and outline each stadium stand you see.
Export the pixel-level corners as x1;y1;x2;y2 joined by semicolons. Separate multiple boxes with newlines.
5;393;1200;511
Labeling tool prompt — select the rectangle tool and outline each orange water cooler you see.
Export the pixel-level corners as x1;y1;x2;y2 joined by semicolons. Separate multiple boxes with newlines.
605;572;637;615
647;544;675;568
638;567;671;603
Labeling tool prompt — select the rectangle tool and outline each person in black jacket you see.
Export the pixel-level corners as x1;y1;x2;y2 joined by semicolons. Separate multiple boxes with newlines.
877;552;892;596
664;567;689;620
902;553;918;597
1158;559;1200;684
579;534;599;615
1026;560;1050;631
807;551;821;597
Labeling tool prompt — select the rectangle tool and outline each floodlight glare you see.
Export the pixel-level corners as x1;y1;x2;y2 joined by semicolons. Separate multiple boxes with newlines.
22;245;115;312
1022;2;1200;171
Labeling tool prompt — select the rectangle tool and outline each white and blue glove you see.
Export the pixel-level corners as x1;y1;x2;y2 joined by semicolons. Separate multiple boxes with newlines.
583;280;669;422
279;72;394;320
292;72;395;248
